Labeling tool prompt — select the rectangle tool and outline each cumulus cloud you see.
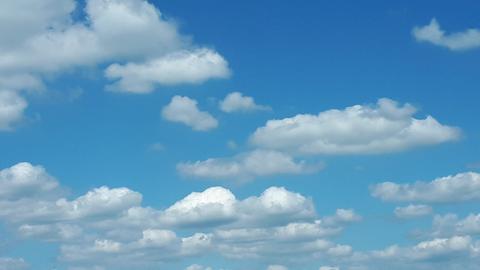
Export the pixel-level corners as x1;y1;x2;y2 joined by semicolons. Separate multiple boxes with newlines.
431;213;480;238
0;0;229;93
250;98;459;155
0;90;27;131
177;149;321;181
0;162;358;269
371;172;480;203
372;235;475;261
162;95;218;131
219;92;270;113
0;162;60;199
394;204;433;219
106;49;230;93
413;18;480;51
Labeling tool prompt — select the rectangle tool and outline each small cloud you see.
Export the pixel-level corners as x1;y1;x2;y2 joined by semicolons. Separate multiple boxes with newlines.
148;142;165;152
412;18;480;51
219;92;271;113
162;95;218;131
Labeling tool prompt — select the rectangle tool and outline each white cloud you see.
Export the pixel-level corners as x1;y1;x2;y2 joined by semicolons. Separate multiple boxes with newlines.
219;92;270;113
0;90;28;131
177;149;321;181
106;49;230;93
0;257;28;270
432;213;480;237
372;235;474;261
162;95;218;131
250;98;459;155
161;187;237;227
0;0;229;93
394;204;433;219
319;266;340;270
413;18;480;51
0;162;60;199
267;265;288;270
371;172;480;203
0;162;360;269
186;265;212;270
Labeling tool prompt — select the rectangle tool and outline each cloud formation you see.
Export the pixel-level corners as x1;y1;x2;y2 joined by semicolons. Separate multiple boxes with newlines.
413;18;480;51
250;98;459;155
0;162;357;269
178;150;321;181
394;204;433;219
0;0;230;130
371;172;480;203
162;95;218;131
219;92;270;113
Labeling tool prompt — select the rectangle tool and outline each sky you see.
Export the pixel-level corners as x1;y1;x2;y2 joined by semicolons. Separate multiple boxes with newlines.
1;0;480;270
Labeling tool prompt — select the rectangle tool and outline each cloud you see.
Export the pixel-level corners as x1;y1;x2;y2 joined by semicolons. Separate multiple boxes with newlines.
105;49;230;93
219;92;270;113
319;267;340;270
431;213;480;237
250;98;459;155
162;95;218;131
0;162;358;269
0;0;229;93
371;172;480;203
0;90;27;131
413;18;480;51
394;204;433;219
177;150;321;181
0;162;60;199
371;235;475;262
267;265;288;270
0;257;28;270
185;265;213;270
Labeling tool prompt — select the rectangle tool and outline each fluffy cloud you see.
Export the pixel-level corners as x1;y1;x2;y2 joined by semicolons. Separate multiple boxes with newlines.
431;213;480;237
0;0;230;131
0;162;358;269
177;150;321;181
250;98;459;155
371;172;480;203
0;90;27;131
219;92;270;113
162;95;218;131
413;18;480;51
394;204;433;219
0;162;60;199
372;236;475;261
0;0;229;93
106;49;229;93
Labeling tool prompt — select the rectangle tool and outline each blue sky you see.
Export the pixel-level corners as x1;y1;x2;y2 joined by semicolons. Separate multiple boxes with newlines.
1;1;480;270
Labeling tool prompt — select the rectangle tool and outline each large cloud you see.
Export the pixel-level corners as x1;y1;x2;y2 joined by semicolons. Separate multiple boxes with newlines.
249;98;460;155
371;172;480;203
177;150;321;181
413;19;480;51
0;162;358;269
